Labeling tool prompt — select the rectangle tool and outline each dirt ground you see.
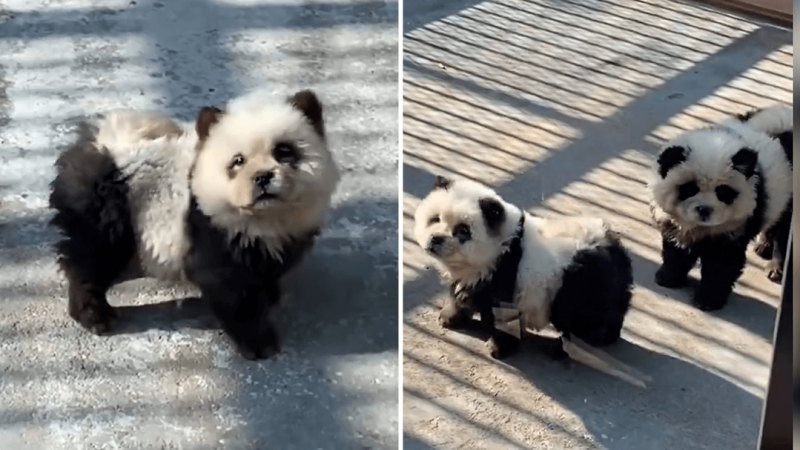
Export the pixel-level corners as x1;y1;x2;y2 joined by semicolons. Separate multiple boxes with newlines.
0;0;398;448
402;0;790;449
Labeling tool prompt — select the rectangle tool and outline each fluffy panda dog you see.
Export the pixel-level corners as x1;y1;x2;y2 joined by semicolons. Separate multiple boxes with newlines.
650;104;792;311
49;89;340;359
414;177;633;359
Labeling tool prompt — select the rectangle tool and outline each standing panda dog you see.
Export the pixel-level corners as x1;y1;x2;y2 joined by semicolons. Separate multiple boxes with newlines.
650;105;792;311
414;177;633;362
49;89;340;360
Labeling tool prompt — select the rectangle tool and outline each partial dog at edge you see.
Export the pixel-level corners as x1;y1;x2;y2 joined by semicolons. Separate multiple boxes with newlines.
650;104;792;311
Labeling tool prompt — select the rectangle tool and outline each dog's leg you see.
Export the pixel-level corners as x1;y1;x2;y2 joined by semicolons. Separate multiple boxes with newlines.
655;236;698;288
54;213;133;335
754;232;774;259
439;294;474;329
766;205;791;283
694;241;747;311
206;282;281;360
479;304;520;359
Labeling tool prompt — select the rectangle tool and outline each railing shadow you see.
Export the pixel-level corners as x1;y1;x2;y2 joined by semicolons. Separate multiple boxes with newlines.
402;0;789;447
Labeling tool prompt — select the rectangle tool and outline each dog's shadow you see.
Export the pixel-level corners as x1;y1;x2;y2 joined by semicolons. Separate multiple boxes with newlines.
444;317;765;449
652;279;777;340
107;296;218;335
104;244;398;357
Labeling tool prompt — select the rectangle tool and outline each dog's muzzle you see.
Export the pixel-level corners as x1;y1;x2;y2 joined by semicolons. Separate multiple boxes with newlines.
427;235;446;254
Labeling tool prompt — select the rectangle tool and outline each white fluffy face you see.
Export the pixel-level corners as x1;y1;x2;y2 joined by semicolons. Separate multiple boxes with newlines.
650;128;757;232
414;178;521;280
190;91;339;240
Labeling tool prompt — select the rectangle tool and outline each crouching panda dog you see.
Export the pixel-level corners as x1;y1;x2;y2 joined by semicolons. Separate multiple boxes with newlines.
414;177;642;383
49;89;340;359
650;105;792;311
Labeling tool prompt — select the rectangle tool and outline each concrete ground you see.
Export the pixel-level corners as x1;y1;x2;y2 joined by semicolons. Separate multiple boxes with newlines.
402;0;790;449
0;0;398;449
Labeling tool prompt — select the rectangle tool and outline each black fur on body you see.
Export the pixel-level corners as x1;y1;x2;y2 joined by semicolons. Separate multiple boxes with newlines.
753;131;793;280
49;115;321;360
654;113;792;310
740;110;793;276
440;216;633;359
549;234;633;348
183;197;318;359
50;124;137;336
439;215;525;359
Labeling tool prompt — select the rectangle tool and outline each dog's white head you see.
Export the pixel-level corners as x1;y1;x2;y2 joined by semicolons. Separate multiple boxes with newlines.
414;177;522;279
190;90;340;240
650;128;758;234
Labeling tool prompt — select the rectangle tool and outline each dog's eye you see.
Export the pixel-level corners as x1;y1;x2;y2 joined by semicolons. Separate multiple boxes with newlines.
453;223;471;241
677;181;699;200
273;142;299;164
229;153;245;169
715;184;739;204
428;215;440;225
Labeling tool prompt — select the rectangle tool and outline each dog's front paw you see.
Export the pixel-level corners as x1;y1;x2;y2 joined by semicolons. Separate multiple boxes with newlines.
765;258;784;283
655;265;688;288
235;327;281;361
691;289;728;312
486;333;520;359
70;302;117;335
754;239;773;259
438;302;471;329
767;267;783;283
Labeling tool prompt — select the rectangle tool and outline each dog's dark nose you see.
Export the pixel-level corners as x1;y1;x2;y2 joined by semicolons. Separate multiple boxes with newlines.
428;235;445;252
253;171;274;188
696;205;712;220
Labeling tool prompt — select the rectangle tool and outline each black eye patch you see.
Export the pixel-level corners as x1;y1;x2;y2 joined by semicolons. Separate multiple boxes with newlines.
715;185;739;205
428;215;440;225
229;153;245;168
452;223;471;243
478;197;505;233
227;153;245;178
677;181;699;201
273;142;300;165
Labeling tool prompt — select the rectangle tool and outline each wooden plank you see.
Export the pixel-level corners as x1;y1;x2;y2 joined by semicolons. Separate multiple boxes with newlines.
693;0;791;24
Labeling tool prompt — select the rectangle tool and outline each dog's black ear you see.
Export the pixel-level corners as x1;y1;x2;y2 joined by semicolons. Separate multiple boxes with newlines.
479;197;506;233
657;145;687;178
731;147;758;178
433;175;452;190
196;106;223;141
289;90;324;137
735;108;759;123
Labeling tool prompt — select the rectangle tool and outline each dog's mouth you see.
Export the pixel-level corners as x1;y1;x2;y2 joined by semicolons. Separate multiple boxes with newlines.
692;215;723;227
425;243;458;261
238;193;282;213
255;192;279;203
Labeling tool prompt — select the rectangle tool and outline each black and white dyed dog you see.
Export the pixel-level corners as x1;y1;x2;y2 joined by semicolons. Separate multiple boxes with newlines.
414;177;633;359
650;105;792;311
49;89;340;359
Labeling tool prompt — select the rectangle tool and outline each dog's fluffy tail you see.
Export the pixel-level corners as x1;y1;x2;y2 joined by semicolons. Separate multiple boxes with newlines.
561;335;652;389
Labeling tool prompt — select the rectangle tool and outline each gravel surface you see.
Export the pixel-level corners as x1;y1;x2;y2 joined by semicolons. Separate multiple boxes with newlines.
0;0;399;448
